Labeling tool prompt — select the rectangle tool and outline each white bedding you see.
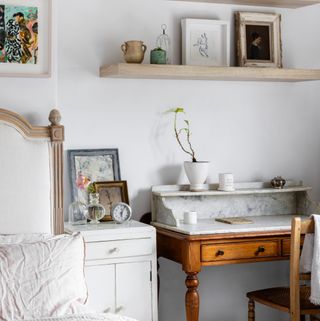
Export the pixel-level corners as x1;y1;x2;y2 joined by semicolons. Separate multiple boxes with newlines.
0;233;88;321
19;314;137;321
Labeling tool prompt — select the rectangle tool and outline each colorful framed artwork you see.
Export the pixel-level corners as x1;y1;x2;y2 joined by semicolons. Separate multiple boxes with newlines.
94;181;129;222
0;0;52;77
235;12;282;68
181;18;230;67
68;149;121;204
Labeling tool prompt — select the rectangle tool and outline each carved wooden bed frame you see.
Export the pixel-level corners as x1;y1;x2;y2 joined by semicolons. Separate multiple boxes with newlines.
0;108;64;234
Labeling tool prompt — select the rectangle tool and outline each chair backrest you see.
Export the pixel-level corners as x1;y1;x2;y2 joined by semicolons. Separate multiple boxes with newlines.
290;217;314;321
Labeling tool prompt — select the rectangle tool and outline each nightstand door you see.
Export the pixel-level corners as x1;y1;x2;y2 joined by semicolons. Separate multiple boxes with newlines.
85;264;116;313
116;261;153;321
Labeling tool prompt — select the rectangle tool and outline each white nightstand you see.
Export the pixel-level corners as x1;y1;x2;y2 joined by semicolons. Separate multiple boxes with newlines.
65;221;158;321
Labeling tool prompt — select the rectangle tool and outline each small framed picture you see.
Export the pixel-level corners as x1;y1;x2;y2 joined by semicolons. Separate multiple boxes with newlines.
68;149;121;204
94;181;129;222
181;18;230;67
0;0;52;77
235;12;282;68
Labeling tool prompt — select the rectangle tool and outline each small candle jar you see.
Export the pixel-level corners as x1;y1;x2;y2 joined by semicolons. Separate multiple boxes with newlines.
218;173;235;191
150;48;166;64
184;211;198;225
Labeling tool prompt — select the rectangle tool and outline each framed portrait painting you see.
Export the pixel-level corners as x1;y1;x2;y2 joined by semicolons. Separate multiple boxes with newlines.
94;181;129;222
68;149;121;204
181;18;230;67
235;12;282;68
0;0;51;77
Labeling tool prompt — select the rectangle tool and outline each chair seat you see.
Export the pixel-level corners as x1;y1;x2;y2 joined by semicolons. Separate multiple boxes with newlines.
247;286;320;314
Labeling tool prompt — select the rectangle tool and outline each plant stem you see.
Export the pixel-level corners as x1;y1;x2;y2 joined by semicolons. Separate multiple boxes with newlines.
174;112;197;162
186;121;197;162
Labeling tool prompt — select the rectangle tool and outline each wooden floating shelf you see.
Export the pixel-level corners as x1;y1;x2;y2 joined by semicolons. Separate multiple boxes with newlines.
170;0;320;8
100;64;320;82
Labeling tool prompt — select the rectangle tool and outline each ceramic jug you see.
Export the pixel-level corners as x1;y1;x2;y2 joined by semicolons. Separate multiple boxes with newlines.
121;40;147;64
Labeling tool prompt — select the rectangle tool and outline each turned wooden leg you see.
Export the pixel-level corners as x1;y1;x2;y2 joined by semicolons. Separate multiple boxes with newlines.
185;272;199;321
248;299;255;321
157;259;160;300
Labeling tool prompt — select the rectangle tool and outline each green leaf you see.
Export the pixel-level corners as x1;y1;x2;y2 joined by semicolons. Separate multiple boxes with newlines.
164;107;185;114
178;128;189;134
175;107;185;113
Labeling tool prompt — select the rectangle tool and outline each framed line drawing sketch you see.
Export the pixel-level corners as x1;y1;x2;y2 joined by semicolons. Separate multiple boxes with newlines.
0;0;52;77
68;149;121;204
181;18;230;67
235;12;282;68
94;181;129;222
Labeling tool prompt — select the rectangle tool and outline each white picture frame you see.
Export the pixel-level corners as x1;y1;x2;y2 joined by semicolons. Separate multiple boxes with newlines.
0;0;52;77
181;18;230;67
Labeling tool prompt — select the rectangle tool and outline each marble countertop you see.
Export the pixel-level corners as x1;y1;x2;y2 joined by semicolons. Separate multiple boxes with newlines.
152;214;309;235
152;181;312;197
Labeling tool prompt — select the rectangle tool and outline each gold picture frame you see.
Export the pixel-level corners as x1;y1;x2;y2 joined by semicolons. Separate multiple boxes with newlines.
235;12;282;68
94;181;129;222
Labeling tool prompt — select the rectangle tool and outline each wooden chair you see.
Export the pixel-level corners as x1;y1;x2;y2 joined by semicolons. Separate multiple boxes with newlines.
247;217;320;321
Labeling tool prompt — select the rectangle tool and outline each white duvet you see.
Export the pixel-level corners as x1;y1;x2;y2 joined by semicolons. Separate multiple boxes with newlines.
19;314;137;321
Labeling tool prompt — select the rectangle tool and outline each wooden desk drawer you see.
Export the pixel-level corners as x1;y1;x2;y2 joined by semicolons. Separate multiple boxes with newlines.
282;239;291;256
85;238;152;260
201;240;279;262
282;238;304;257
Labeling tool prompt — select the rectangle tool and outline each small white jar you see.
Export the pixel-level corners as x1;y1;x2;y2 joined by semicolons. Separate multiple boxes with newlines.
184;211;198;225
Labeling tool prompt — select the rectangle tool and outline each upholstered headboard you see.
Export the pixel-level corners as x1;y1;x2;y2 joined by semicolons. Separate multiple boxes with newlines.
0;109;64;235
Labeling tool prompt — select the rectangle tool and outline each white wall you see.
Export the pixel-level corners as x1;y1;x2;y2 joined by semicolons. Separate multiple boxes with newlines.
1;0;320;320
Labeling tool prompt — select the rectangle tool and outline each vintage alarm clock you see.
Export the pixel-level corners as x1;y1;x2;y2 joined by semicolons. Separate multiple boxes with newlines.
111;202;132;224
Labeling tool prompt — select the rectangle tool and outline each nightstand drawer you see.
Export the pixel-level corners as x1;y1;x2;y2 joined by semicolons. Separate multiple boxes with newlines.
201;240;279;262
85;238;152;260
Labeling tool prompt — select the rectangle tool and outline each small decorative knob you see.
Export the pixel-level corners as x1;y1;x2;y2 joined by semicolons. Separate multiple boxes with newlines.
216;250;224;256
49;109;61;126
271;176;286;189
109;247;120;254
257;246;265;254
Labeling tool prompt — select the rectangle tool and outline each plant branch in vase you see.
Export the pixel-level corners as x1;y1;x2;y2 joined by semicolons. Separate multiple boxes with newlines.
68;172;90;225
167;107;210;192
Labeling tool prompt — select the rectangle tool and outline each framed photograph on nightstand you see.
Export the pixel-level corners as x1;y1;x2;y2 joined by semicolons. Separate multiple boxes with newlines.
68;149;121;204
181;18;230;67
94;181;129;222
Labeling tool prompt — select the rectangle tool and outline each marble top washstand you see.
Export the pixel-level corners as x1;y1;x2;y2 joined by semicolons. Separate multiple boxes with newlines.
151;181;312;235
152;214;310;235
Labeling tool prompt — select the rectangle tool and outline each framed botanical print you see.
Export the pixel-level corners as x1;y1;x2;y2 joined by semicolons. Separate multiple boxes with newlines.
94;181;129;222
68;149;121;204
0;0;52;77
235;12;282;68
181;18;230;67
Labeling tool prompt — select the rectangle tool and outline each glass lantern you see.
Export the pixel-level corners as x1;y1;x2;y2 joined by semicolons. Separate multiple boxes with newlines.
156;24;171;64
68;200;88;225
86;193;106;224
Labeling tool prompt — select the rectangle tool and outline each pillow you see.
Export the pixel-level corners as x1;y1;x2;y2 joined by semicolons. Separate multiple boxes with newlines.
0;233;89;321
0;233;52;244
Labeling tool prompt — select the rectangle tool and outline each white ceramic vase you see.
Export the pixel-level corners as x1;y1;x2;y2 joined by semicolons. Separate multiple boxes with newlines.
184;161;210;192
